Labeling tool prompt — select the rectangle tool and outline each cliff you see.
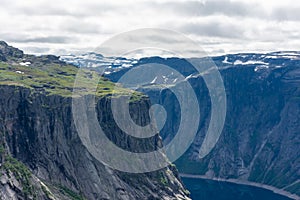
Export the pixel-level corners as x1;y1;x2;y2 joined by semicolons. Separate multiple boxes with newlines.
0;41;190;199
187;55;300;196
100;54;300;197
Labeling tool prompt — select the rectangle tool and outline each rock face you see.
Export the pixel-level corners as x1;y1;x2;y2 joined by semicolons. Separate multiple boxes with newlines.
0;86;189;199
0;42;190;200
95;53;300;197
0;41;24;61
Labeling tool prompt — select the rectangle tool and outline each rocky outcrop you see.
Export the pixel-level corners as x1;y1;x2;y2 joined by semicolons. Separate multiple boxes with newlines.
0;41;24;61
0;41;64;66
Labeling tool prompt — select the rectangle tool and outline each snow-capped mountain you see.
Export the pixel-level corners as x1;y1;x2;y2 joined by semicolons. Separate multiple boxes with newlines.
60;51;300;86
60;53;139;75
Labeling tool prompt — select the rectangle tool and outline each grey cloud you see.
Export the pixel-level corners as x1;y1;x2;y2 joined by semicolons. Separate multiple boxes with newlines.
6;2;118;18
3;1;263;19
272;7;300;21
110;29;204;51
19;6;73;16
125;33;188;44
3;3;69;17
94;28;212;58
81;3;125;16
180;22;244;39
151;0;264;18
60;21;101;34
14;36;74;44
20;46;50;54
4;3;87;18
0;33;28;42
163;1;300;22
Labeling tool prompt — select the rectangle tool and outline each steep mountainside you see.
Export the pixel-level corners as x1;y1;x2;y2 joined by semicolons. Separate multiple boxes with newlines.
62;52;300;197
0;41;190;200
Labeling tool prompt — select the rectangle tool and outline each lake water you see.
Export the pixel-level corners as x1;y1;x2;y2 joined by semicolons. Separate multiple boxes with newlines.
181;177;293;200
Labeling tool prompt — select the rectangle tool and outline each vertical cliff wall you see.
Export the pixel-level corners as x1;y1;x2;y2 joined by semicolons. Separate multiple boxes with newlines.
0;85;189;199
0;42;190;199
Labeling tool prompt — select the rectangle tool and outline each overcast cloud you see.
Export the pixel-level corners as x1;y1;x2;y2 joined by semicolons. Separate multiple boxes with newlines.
0;0;299;56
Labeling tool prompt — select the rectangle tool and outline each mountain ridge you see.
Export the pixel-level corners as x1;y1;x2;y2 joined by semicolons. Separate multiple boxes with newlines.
61;49;300;198
0;41;190;200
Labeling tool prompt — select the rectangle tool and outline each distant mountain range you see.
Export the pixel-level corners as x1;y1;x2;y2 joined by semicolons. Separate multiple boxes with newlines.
60;51;300;75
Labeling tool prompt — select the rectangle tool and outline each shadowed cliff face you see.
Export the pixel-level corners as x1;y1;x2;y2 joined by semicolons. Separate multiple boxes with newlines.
178;65;300;190
98;54;300;197
0;42;190;200
0;86;189;199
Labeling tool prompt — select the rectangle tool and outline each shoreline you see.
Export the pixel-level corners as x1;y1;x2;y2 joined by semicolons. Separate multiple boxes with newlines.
179;173;299;200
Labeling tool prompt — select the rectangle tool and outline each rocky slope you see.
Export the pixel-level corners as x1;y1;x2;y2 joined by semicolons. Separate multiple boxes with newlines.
0;41;190;200
62;52;300;197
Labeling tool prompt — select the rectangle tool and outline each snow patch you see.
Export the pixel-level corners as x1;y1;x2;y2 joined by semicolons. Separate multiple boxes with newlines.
234;60;268;66
121;63;132;68
15;70;24;74
150;76;158;84
222;56;231;64
254;65;269;72
19;62;31;66
185;74;193;81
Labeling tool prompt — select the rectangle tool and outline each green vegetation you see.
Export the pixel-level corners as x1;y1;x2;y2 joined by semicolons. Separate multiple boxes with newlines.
0;133;37;198
2;156;35;197
0;143;84;200
58;185;86;200
0;62;145;100
160;176;168;185
0;145;4;155
183;189;191;196
158;171;169;186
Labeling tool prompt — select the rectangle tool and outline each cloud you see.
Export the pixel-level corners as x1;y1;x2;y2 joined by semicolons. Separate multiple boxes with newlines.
271;7;300;21
14;36;74;44
4;1;126;18
179;21;244;38
151;0;264;18
60;20;101;34
19;46;50;54
14;6;74;17
0;0;299;55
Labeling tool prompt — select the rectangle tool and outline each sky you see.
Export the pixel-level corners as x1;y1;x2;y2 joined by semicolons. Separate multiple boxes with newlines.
0;0;300;56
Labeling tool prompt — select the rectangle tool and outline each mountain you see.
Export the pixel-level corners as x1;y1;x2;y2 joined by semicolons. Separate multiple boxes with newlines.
61;51;300;198
0;41;190;200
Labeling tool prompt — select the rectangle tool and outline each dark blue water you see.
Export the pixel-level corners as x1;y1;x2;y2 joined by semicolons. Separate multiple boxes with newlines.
181;177;293;200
